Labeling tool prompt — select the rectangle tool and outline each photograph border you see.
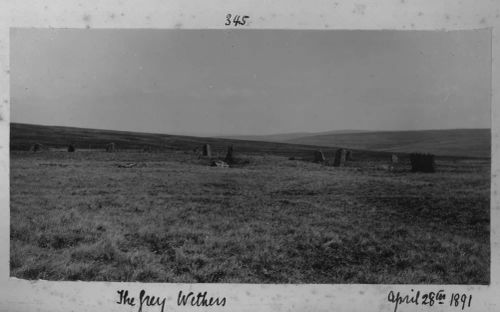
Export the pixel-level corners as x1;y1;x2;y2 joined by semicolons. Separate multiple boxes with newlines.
0;1;498;311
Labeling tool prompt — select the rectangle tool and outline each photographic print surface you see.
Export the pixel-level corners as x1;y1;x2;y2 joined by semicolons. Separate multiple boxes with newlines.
9;29;491;283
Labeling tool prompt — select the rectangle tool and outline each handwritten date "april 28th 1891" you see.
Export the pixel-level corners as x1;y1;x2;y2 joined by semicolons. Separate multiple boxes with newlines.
388;289;472;312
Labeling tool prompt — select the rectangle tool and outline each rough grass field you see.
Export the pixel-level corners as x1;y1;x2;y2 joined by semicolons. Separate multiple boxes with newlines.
10;146;490;283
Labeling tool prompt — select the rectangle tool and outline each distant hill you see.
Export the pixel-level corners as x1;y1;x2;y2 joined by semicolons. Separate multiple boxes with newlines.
281;129;490;158
221;130;367;142
9;123;390;160
10;123;489;159
224;129;490;158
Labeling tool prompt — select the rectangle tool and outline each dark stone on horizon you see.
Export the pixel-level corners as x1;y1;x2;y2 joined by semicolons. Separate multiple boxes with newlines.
410;153;435;173
346;150;353;161
202;144;212;157
106;142;116;152
225;144;234;164
30;143;42;152
314;150;325;163
333;149;347;167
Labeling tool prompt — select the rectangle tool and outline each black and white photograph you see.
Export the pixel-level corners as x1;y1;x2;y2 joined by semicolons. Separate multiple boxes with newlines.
9;28;491;285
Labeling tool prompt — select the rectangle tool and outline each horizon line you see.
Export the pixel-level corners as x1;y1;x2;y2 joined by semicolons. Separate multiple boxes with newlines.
10;121;492;138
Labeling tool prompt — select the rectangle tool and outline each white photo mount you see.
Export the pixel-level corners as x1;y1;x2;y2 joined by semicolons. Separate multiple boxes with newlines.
0;1;498;311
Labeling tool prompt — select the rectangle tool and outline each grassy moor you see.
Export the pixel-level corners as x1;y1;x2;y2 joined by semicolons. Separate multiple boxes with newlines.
10;123;490;283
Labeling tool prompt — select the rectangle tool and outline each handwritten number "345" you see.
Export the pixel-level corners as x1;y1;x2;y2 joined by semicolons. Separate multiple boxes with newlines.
225;14;249;26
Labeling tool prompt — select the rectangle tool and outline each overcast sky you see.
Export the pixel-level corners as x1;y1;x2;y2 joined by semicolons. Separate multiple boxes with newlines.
11;29;491;136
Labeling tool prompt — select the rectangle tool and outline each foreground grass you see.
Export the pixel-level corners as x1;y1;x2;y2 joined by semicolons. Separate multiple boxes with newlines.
10;150;490;283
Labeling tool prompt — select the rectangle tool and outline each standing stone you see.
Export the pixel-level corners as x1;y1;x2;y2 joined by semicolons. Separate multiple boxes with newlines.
30;143;42;152
410;153;436;173
202;144;212;157
346;150;353;161
106;142;116;152
333;148;347;167
313;150;325;163
225;144;234;164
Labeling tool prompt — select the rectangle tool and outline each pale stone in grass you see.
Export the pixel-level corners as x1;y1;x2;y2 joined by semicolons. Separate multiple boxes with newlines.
211;160;229;168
